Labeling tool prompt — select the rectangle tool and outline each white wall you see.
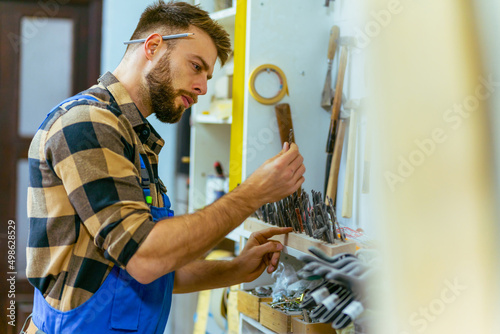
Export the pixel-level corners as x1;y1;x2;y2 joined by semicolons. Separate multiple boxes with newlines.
241;0;372;235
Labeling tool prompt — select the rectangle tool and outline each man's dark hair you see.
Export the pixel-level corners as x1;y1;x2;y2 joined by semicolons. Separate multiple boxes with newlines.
127;1;231;65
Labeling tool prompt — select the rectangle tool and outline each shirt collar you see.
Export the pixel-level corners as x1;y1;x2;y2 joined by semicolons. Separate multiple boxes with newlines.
98;72;146;128
97;72;165;154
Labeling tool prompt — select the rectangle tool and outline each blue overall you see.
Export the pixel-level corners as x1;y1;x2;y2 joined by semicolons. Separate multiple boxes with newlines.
30;95;175;334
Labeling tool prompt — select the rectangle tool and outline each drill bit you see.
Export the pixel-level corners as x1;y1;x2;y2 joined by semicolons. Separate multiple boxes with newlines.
325;201;339;240
313;225;328;240
261;204;268;223
295;208;305;233
328;196;346;241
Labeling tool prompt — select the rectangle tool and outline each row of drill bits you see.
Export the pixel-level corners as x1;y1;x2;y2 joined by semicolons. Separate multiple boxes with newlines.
254;190;346;244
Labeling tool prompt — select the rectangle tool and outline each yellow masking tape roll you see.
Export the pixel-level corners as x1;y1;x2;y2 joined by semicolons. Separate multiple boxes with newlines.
248;64;289;105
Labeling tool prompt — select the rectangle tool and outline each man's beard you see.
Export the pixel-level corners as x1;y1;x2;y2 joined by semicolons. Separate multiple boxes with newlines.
145;52;188;124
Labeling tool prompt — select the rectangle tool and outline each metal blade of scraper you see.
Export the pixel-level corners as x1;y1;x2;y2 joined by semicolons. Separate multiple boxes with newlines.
321;26;340;111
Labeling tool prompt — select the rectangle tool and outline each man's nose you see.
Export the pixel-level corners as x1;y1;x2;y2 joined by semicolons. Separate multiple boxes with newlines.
193;77;208;95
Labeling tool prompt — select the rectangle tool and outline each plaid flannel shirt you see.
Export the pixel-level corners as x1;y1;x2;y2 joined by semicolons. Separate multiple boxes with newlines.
27;72;167;311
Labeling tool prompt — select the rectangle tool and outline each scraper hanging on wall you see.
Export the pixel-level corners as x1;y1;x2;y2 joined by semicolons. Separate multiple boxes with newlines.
324;46;349;201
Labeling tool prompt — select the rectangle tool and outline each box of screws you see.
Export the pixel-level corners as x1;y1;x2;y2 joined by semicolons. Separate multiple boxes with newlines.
237;286;274;322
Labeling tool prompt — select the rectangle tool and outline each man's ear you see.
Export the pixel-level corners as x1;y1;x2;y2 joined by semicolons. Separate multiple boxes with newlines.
143;33;163;61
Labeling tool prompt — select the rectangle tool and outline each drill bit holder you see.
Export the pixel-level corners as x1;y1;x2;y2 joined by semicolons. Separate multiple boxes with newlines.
250;189;356;257
244;218;356;257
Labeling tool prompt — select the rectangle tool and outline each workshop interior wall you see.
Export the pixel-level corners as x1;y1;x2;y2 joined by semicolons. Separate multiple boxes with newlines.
241;0;373;235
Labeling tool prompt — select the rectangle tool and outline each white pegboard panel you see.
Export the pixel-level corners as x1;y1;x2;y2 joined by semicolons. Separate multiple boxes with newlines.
242;0;366;180
241;0;369;231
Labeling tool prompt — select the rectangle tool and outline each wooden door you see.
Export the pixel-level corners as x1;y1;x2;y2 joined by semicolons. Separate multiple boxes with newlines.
0;1;102;332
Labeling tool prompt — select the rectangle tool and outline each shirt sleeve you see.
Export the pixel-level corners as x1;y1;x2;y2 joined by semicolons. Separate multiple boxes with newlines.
44;103;155;268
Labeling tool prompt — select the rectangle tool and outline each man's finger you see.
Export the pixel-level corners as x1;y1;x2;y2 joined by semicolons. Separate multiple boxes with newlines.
251;240;284;260
271;141;290;161
293;176;305;190
292;164;306;179
266;250;282;273
254;227;293;241
263;251;277;269
288;154;304;173
269;249;281;267
276;143;299;165
266;253;273;269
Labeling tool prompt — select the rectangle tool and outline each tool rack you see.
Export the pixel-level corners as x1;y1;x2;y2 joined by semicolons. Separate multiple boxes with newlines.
244;218;356;256
189;0;368;333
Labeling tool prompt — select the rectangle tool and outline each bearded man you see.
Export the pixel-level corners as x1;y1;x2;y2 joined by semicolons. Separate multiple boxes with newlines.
25;1;305;333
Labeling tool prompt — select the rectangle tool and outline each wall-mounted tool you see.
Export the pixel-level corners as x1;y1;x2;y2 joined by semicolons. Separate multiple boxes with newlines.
341;99;361;218
362;109;371;194
324;46;348;196
324;0;335;7
275;103;295;146
274;106;303;199
325;119;347;205
321;26;340;111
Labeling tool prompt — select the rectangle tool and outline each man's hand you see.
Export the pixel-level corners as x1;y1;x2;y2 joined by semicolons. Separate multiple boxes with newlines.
127;144;303;285
243;143;305;206
232;227;293;283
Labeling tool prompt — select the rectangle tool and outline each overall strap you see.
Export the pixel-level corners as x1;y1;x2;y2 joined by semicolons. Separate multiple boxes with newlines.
139;154;153;205
38;94;98;130
139;154;174;218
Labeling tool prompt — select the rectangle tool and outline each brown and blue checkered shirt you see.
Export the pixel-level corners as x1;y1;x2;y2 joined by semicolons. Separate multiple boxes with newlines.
27;72;168;311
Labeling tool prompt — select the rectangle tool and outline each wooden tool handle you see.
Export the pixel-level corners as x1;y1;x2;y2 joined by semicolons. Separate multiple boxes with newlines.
331;46;348;122
325;119;347;204
326;118;337;153
342;111;358;218
326;46;349;153
327;26;340;61
275;103;295;146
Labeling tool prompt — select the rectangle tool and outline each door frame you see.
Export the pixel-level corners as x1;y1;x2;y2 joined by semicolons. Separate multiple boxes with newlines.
0;0;102;332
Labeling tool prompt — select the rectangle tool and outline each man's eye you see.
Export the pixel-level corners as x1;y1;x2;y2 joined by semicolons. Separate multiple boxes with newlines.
193;63;201;71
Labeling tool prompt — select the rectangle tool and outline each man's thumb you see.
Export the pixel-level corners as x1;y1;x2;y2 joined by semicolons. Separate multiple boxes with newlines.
281;142;290;153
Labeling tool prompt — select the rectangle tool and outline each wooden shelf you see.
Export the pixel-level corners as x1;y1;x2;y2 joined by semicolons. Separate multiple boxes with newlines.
244;218;357;257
